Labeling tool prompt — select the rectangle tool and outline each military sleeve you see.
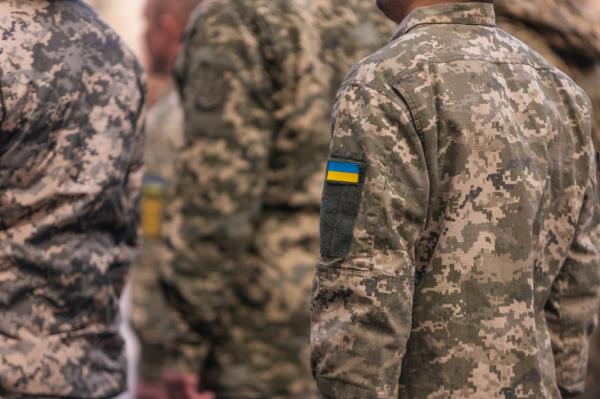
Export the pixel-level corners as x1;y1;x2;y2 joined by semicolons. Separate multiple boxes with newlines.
545;147;600;397
125;105;145;244
163;2;274;339
311;83;429;399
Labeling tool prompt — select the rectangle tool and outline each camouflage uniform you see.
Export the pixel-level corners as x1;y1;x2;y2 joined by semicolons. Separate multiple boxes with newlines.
494;3;600;397
495;0;600;150
0;1;145;397
161;0;393;397
312;3;600;399
131;87;208;380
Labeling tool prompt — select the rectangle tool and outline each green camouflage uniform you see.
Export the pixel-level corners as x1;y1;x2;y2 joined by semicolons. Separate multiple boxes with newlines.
161;0;393;397
312;3;600;399
0;1;145;398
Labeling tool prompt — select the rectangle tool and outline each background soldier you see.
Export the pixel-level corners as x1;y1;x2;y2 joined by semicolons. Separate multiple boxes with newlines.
312;0;600;398
131;0;204;398
0;1;145;398
160;0;394;397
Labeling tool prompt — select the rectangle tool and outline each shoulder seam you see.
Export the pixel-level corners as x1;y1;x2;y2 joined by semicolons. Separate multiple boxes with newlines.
340;82;423;140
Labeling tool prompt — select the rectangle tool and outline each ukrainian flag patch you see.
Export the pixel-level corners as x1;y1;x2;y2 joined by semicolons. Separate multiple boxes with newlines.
326;160;361;184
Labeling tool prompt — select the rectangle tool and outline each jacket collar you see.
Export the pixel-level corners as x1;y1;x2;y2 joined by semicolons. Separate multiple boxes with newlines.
393;2;496;39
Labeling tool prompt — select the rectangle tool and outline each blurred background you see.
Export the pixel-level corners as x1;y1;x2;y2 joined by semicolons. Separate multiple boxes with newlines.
86;0;145;57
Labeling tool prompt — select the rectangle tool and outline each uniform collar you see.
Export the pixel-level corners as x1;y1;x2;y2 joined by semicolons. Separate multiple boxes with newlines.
393;2;496;39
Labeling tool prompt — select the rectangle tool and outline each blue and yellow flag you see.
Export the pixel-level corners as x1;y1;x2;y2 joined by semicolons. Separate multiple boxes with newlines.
326;160;361;184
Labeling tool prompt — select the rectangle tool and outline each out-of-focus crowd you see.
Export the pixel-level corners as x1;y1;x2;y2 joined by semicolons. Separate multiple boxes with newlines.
1;0;600;398
129;0;600;398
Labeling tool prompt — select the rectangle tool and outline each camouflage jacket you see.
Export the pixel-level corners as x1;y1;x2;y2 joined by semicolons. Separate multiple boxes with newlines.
495;0;600;150
164;0;393;397
312;3;600;399
0;1;145;397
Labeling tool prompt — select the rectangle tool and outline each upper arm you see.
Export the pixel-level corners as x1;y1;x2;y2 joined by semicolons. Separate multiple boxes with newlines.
169;2;275;253
312;83;429;398
320;83;429;272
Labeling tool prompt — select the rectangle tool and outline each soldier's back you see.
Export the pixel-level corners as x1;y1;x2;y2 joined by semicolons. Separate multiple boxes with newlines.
312;3;598;398
0;1;144;397
495;0;600;149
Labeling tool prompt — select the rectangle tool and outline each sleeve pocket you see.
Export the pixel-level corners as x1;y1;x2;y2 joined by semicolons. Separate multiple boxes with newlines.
319;160;366;259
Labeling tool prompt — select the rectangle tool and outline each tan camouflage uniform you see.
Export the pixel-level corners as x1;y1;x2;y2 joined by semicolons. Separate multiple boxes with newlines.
160;0;393;397
312;3;600;399
495;0;600;150
0;1;145;397
494;4;600;397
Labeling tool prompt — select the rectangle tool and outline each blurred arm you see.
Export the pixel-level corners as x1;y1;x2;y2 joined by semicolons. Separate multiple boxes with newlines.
161;2;274;341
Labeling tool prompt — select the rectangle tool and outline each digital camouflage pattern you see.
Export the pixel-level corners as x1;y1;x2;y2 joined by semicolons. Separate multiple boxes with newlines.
131;87;208;381
162;0;393;397
495;0;600;150
494;3;600;397
0;1;145;397
312;3;600;399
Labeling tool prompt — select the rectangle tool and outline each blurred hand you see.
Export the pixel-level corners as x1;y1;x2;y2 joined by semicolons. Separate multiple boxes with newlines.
162;370;214;399
136;380;168;399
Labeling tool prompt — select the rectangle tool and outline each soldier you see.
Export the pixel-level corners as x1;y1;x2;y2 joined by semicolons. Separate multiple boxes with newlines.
0;1;145;398
131;0;204;397
311;0;600;398
160;0;394;397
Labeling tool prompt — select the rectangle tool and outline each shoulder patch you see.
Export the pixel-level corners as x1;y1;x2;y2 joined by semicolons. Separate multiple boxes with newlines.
194;64;228;110
320;159;367;258
326;160;361;184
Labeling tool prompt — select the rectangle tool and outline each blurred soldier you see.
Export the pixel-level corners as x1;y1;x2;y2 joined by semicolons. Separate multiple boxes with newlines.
160;0;394;397
494;3;600;397
312;1;600;398
131;0;203;398
0;1;144;398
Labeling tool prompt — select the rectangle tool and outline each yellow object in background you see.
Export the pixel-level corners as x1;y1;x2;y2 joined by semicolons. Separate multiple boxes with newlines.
141;176;166;239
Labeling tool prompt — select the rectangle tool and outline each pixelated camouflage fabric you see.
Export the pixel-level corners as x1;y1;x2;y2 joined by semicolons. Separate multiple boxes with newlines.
0;1;145;397
312;3;600;399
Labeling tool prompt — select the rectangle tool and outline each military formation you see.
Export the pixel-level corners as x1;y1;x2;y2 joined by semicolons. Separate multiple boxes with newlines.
1;0;600;398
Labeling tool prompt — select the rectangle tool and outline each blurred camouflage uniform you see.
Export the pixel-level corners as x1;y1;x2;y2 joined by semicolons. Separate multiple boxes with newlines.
0;1;145;398
131;87;208;381
495;2;600;397
160;0;393;397
312;3;600;399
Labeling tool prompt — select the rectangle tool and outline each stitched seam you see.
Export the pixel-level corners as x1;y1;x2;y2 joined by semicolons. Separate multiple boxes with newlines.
394;84;423;136
402;21;495;35
318;377;376;396
317;264;414;282
390;56;555;86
